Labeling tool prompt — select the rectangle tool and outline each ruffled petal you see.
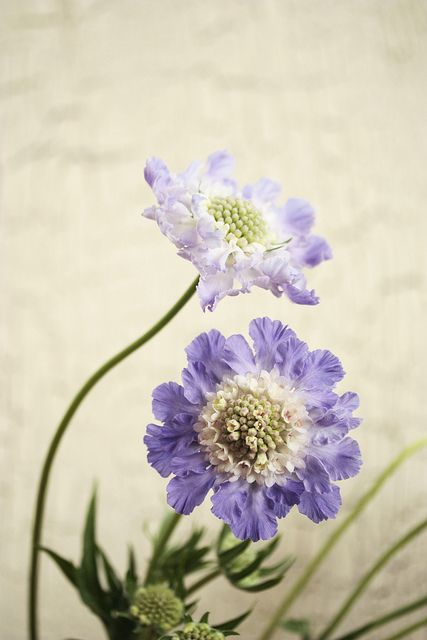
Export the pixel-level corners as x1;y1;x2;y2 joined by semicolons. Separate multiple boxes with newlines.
249;317;296;371
185;329;231;381
276;335;309;381
144;419;196;478
242;178;282;205
211;481;277;542
167;471;216;515
182;361;217;405
281;198;315;235
284;283;319;305
223;334;257;375
197;272;237;312
298;485;342;523
266;480;303;518
152;382;199;422
297;349;345;391
292;235;332;268
205;150;235;180
311;438;362;481
295;455;331;494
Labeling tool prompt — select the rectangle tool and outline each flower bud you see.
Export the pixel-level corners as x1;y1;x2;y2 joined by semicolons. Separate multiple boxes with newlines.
129;584;183;631
180;622;225;639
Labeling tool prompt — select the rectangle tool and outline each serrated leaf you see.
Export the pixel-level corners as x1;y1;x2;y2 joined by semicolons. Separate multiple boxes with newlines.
41;547;78;587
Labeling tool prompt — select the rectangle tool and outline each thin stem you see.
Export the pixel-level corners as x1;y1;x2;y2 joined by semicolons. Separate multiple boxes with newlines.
334;594;427;640
256;438;427;640
381;615;427;640
144;511;182;585
318;518;427;639
29;277;199;640
186;569;222;596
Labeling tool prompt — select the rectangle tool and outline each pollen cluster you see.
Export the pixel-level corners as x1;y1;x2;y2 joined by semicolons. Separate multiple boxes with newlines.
197;371;309;485
179;622;225;640
207;196;269;248
129;585;183;631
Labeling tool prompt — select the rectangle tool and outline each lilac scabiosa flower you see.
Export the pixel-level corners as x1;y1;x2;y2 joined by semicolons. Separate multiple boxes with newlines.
144;318;361;542
143;151;331;311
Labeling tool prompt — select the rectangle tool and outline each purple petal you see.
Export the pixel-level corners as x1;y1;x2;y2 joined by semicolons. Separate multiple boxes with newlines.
205;150;235;180
266;480;303;518
281;198;315;236
242;178;282;205
293;235;332;268
182;361;216;405
311;438;362;481
152;382;199;422
298;485;342;523
223;334;257;375
144;420;196;478
276;335;309;381
144;157;169;188
197;272;236;312
185;330;231;381
295;455;331;494
297;349;344;391
167;471;216;515
211;481;277;541
284;283;319;305
249;317;296;371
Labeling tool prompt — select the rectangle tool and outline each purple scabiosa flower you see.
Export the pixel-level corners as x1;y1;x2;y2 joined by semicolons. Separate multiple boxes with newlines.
143;151;331;311
144;318;361;542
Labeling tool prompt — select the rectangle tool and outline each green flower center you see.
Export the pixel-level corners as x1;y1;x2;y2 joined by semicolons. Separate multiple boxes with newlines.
181;622;225;639
207;196;269;248
213;392;289;471
129;585;183;631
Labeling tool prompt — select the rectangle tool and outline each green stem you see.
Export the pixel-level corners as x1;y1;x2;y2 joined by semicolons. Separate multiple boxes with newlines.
381;615;427;640
144;511;182;585
334;594;427;640
318;518;427;639
256;438;427;640
29;277;199;640
186;569;222;596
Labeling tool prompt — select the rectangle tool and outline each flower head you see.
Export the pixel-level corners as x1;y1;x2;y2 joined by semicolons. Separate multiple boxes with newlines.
176;622;224;640
144;318;361;541
143;151;331;311
129;585;183;631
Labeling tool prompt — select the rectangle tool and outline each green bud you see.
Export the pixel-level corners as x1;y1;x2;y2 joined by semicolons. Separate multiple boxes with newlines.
129;584;183;631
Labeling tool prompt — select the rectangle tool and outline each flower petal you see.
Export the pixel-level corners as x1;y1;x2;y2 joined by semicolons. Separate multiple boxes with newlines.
152;382;199;422
249;317;296;371
223;334;257;374
281;198;315;236
311;438;362;481
297;349;345;391
298;485;342;523
211;481;277;541
295;455;331;494
167;471;216;515
182;361;217;405
266;480;303;518
185;329;231;380
144;419;196;478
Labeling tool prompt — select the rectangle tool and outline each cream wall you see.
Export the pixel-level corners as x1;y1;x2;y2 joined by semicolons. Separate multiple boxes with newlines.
1;1;427;639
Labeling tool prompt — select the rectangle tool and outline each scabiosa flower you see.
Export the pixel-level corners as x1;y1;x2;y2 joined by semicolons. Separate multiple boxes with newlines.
144;318;361;542
143;151;331;311
129;585;184;631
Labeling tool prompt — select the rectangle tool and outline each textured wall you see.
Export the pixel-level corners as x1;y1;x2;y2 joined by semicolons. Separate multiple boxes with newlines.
1;1;427;639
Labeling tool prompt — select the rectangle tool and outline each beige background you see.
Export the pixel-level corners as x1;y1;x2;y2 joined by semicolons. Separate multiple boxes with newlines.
1;1;427;639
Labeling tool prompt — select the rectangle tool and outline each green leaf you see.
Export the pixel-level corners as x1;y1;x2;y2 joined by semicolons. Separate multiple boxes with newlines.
227;537;280;582
200;612;210;623
216;608;252;631
78;489;108;619
238;575;285;592
41;547;78;587
281;618;311;639
98;547;122;597
218;538;252;566
124;545;137;598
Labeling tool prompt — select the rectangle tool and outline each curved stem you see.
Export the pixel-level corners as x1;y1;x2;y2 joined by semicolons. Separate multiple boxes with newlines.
144;511;182;585
29;277;199;640
334;594;427;640
318;517;427;639
256;438;427;640
381;615;427;640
